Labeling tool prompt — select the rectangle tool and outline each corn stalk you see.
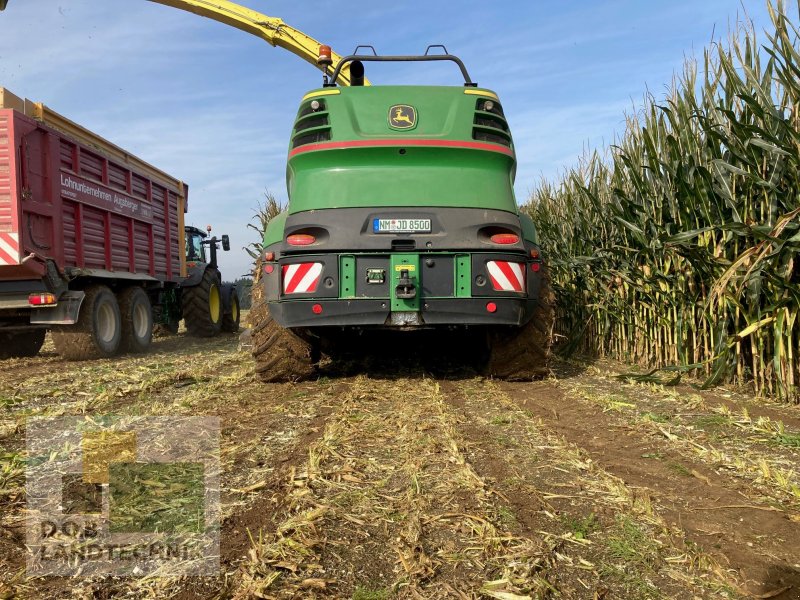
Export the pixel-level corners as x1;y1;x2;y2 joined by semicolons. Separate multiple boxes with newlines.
525;0;800;402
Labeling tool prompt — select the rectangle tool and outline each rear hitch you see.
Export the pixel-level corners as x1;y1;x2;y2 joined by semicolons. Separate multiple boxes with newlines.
395;269;417;299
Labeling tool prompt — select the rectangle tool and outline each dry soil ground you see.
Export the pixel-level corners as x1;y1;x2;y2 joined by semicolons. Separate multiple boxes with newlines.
1;327;799;599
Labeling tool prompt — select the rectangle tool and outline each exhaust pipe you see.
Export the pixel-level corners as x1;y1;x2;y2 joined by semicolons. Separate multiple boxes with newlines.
350;60;365;87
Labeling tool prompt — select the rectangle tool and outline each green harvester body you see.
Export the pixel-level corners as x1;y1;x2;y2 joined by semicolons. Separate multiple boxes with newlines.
260;55;545;334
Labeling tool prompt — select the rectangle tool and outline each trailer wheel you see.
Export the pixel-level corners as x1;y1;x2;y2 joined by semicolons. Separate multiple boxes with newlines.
0;329;46;359
222;293;241;333
485;266;555;380
250;297;316;382
52;285;122;360
119;287;153;353
182;269;223;337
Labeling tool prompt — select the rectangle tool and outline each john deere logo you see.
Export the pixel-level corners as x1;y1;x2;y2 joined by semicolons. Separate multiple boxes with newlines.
389;105;417;130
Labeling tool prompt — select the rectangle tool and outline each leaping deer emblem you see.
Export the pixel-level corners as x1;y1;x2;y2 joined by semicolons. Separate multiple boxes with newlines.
393;108;413;125
390;105;416;128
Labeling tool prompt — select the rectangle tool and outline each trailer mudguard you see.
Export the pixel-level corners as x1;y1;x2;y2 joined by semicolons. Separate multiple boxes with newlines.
30;291;84;325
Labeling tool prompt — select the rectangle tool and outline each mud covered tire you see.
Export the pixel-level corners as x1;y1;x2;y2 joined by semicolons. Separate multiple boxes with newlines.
119;287;153;353
222;293;240;333
485;266;555;380
52;285;122;360
0;329;46;359
183;269;223;337
250;298;316;382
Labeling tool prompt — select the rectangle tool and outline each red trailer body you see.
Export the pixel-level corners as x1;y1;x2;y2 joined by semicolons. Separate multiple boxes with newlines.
0;106;186;285
0;88;238;361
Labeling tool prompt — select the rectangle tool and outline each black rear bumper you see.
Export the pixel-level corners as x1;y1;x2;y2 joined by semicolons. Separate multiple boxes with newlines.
268;296;536;329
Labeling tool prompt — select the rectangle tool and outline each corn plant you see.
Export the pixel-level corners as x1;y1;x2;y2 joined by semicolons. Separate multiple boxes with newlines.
525;0;800;402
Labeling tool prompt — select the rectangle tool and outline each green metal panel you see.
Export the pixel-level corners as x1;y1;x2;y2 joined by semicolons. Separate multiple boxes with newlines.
390;254;420;311
518;212;539;245
340;255;356;298
287;86;518;215
287;147;516;213
300;86;499;142
262;212;288;247
455;255;471;298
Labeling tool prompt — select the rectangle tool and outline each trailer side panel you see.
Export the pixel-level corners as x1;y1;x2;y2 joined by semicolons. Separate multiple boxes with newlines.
0;108;185;283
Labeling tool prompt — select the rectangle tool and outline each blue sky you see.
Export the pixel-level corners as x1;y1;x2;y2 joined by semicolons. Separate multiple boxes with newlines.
0;0;774;277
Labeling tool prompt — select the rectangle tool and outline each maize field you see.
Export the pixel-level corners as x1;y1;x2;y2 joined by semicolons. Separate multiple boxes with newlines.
525;0;800;402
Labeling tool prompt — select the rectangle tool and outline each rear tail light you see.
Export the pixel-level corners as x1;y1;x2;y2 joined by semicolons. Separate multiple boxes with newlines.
29;293;57;306
282;263;323;294
489;233;519;245
486;261;525;292
530;248;540;259
264;251;275;261
287;234;316;246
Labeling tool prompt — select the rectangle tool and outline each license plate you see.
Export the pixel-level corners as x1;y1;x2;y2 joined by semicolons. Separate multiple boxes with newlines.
373;218;431;233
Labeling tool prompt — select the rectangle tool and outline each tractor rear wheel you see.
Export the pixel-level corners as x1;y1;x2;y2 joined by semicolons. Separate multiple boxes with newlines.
222;292;241;333
485;266;555;380
250;297;316;382
0;329;46;359
183;269;223;337
52;285;122;360
119;287;153;353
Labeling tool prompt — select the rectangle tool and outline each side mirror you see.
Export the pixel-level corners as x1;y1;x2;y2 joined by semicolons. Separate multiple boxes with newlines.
221;235;230;251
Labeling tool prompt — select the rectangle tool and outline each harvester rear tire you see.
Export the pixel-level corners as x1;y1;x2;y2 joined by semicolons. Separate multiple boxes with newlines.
0;329;46;359
52;285;122;360
119;287;153;353
485;266;555;380
222;293;241;333
250;299;315;383
183;269;223;337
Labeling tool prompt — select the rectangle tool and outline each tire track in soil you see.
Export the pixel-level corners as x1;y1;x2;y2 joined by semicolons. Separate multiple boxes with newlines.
553;361;800;507
1;337;247;599
0;334;241;439
442;379;733;600
495;377;800;599
12;380;342;600
0;336;344;600
175;394;338;600
0;334;224;383
5;336;800;599
228;376;558;599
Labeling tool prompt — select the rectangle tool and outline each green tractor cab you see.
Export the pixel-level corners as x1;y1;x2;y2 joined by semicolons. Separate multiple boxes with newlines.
251;48;554;380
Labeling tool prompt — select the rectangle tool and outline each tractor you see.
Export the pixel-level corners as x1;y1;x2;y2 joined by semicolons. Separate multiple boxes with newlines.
158;225;241;337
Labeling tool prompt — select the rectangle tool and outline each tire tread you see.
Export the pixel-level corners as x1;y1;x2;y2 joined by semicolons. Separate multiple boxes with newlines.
485;265;556;380
250;297;315;382
52;285;121;360
183;270;223;337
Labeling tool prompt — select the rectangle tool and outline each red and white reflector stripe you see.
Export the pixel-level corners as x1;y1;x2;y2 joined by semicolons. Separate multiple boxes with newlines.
282;262;323;294
0;233;20;266
487;261;525;292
